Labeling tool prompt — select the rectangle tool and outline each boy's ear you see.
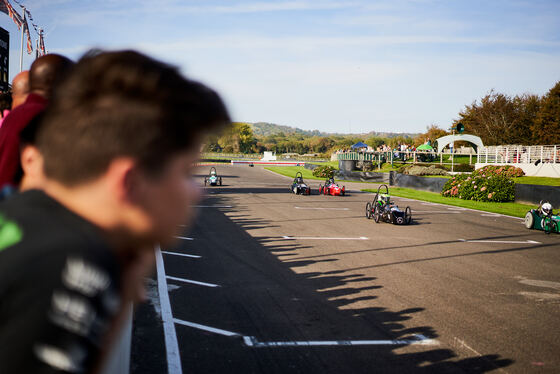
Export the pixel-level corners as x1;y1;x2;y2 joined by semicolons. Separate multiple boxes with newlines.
106;158;138;202
20;145;43;177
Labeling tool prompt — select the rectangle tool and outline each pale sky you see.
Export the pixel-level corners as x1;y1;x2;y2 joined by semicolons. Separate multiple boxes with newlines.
2;0;560;134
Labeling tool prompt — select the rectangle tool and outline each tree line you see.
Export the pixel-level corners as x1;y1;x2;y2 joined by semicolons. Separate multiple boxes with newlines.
205;80;560;155
456;81;560;145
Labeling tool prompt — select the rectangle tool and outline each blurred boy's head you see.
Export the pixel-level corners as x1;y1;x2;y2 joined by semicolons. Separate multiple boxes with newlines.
36;50;230;245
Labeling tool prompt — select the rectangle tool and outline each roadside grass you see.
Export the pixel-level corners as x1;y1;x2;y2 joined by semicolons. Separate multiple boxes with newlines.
514;176;560;186
415;174;559;186
362;187;533;218
307;160;339;168
265;166;323;181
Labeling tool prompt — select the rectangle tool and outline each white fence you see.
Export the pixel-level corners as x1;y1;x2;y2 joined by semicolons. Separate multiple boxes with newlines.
476;145;560;177
477;145;559;164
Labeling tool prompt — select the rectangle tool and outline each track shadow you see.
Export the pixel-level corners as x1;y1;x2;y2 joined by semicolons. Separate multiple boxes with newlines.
150;191;514;374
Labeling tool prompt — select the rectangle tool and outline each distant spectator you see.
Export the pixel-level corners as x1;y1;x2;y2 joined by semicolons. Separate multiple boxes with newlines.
0;55;73;188
0;91;11;127
11;70;29;110
0;50;230;374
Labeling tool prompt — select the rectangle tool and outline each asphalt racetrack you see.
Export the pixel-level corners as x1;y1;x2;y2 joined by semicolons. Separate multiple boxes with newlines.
132;164;560;374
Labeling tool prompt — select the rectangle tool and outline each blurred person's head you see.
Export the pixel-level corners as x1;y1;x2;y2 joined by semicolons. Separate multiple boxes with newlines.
0;91;12;116
29;54;73;99
11;70;29;109
36;50;230;248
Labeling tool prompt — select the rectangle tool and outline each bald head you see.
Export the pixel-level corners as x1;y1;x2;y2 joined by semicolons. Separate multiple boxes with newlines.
11;70;30;109
29;54;74;99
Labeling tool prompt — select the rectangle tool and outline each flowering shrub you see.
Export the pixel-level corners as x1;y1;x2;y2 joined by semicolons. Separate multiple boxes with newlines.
473;165;524;178
441;174;515;202
313;165;336;178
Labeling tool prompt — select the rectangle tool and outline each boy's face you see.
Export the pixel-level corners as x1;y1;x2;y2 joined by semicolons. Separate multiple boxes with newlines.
133;149;202;245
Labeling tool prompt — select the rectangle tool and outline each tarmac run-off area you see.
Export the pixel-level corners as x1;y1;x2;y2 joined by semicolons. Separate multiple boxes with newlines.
131;164;560;374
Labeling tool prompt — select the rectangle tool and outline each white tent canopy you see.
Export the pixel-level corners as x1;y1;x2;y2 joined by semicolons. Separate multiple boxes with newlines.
435;134;484;153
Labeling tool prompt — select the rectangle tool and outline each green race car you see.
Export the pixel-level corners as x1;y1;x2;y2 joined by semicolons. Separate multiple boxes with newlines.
365;185;412;225
204;167;222;186
524;202;559;234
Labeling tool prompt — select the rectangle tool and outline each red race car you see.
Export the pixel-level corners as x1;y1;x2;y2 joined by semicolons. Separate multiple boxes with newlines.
318;178;346;196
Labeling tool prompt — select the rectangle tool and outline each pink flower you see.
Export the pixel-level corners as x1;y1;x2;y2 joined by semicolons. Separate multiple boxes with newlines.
474;185;477;189
488;193;493;199
481;186;486;192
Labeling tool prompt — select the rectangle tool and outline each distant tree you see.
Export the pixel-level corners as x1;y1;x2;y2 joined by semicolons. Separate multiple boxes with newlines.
512;94;540;144
365;136;386;148
218;122;256;153
413;124;448;147
456;90;543;145
532;81;560;144
237;122;256;153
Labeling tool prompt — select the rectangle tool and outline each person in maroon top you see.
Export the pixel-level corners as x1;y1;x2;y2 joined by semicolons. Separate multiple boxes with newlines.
0;54;73;188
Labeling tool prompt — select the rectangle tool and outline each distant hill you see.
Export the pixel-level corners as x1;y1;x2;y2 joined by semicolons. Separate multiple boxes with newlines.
250;122;326;137
248;122;419;138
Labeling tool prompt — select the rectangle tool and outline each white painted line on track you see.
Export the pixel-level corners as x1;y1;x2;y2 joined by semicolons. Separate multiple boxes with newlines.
243;334;438;347
174;236;194;240
458;239;541;244
294;207;350;211
173;318;439;347
155;246;183;374
447;207;468;211
174;318;240;337
166;275;220;288
162;251;201;259
283;236;368;240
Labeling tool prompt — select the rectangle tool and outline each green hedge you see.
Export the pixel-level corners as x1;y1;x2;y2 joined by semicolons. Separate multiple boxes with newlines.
451;164;475;172
312;165;335;178
474;165;524;178
442;174;515;202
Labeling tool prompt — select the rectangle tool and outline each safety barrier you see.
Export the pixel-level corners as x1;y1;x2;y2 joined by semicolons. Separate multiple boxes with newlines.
477;145;559;164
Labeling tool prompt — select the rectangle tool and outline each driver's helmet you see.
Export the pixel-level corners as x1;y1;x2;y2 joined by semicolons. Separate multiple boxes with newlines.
297;177;303;183
210;170;216;175
379;194;390;204
542;202;553;216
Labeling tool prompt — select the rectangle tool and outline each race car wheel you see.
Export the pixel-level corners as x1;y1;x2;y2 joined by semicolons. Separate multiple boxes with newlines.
542;218;552;234
306;188;311;195
405;206;412;224
365;203;371;219
219;177;222;186
373;205;380;223
524;211;534;229
341;186;345;196
204;178;207;186
318;185;323;195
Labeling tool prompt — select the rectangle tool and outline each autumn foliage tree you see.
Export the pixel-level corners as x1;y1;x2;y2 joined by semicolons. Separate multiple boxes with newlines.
413;125;448;147
455;86;552;146
215;122;256;153
532;81;560;144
